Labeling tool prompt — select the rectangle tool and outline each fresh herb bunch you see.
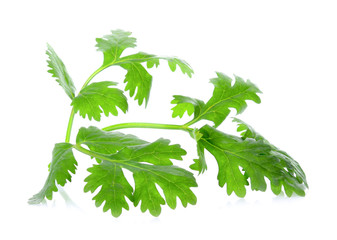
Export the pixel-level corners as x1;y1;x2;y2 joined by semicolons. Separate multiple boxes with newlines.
29;30;308;217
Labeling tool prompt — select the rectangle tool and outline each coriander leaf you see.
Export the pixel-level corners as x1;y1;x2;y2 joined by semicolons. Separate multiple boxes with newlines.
183;73;261;127
28;143;77;204
232;117;264;141
71;81;128;121
171;95;205;118
202;73;261;127
46;44;76;99
96;29;136;66
117;53;194;106
85;160;197;217
79;130;196;217
117;52;194;77
189;128;207;174
199;125;306;197
125;162;197;216
233;117;308;191
190;141;207;174
107;142;194;215
166;57;194;77
76;126;146;154
121;62;152;106
110;138;187;165
84;161;133;217
96;31;193;106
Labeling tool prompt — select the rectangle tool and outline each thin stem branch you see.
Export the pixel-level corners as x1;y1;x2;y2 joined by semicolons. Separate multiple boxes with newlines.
183;118;198;127
65;108;75;143
102;122;194;133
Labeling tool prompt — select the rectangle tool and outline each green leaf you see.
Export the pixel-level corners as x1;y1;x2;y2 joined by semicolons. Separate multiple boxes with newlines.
232;117;264;141
233;117;308;190
171;95;205;118
121;62;152;106
96;30;194;106
183;73;261;127
84;161;133;217
118;52;194;77
96;29;137;66
202;73;261;127
28;143;77;204
166;58;194;77
71;81;128;121
188;128;206;174
76;126;146;155
46;44;76;99
108;138;187;165
85;160;197;217
79;130;197;217
199;125;307;197
117;53;194;106
190;141;207;174
125;162;197;216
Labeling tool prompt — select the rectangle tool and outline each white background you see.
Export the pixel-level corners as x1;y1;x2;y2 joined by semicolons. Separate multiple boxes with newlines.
1;0;336;239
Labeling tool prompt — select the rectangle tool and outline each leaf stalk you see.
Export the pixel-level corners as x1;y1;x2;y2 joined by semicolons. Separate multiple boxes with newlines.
65;108;75;143
102;122;193;133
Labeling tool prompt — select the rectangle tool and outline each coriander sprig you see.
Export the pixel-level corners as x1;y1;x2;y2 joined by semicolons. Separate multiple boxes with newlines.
29;30;308;217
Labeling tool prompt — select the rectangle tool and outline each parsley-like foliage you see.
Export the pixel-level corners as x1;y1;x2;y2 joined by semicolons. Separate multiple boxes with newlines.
29;30;308;217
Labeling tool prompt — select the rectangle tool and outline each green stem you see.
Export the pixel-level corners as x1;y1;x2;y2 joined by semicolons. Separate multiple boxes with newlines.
80;65;106;90
65;108;75;143
102;122;193;133
183;118;198;127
